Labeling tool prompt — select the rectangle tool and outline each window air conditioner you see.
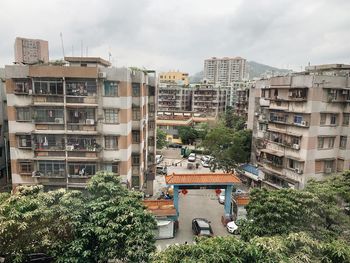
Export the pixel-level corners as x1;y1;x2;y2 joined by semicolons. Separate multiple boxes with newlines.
86;119;95;125
98;72;107;78
32;171;42;177
342;90;349;95
66;145;74;151
288;92;293;96
55;118;64;124
325;167;332;174
292;144;300;150
295;168;302;174
300;121;307;126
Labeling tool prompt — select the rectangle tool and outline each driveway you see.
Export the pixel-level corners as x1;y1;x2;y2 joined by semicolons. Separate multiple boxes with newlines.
156;189;230;250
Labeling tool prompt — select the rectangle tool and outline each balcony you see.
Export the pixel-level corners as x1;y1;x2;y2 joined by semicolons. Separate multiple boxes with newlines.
33;108;64;124
33;95;64;104
66;96;97;104
66;108;96;131
14;80;32;95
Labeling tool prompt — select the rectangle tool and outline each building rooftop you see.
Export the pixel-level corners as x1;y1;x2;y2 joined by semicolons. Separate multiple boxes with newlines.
165;173;241;185
305;64;350;72
143;200;177;217
64;56;111;67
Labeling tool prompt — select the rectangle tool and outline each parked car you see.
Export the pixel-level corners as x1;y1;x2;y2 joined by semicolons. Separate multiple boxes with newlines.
155;154;163;164
156;165;167;175
200;155;213;162
226;221;239;234
188;153;196;162
192;218;214;237
201;160;210;167
218;190;225;204
168;143;182;148
0;253;55;263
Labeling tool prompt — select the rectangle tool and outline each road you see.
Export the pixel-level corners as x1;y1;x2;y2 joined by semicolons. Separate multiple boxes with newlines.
156;189;230;250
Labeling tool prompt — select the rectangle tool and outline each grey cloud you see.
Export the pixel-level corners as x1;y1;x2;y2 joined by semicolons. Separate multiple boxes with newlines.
0;0;349;74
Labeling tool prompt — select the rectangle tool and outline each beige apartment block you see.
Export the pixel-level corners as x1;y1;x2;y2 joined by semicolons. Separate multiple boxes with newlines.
159;71;189;85
204;57;247;85
247;64;350;189
5;57;156;194
14;37;49;64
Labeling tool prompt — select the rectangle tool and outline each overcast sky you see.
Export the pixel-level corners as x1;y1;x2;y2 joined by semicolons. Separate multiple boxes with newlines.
0;0;349;74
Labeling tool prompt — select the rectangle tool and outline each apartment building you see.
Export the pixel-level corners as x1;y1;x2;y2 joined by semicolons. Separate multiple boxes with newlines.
14;37;49;64
235;85;250;118
157;84;192;111
0;69;10;190
5;57;156;194
248;64;350;189
159;71;189;85
204;57;247;85
192;84;228;117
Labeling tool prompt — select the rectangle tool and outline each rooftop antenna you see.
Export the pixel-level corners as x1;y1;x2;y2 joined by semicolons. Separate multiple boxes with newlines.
86;47;88;57
60;32;65;58
81;40;83;57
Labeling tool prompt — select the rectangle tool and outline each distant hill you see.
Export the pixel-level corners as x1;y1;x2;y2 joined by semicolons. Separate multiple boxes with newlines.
189;61;292;83
247;61;292;79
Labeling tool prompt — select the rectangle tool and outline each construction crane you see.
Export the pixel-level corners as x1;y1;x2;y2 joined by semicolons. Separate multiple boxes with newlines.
60;32;65;58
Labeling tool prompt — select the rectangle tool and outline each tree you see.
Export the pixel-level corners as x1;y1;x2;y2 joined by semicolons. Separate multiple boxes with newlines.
240;172;350;242
201;124;252;172
223;108;246;131
0;172;157;262
152;232;350;263
178;126;198;145
156;128;167;149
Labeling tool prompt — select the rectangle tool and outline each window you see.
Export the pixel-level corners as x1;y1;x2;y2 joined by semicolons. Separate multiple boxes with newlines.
132;131;140;143
68;162;96;177
132;83;140;96
19;161;32;174
343;113;350;126
340;136;347;149
132;107;141;120
288;159;302;171
16;108;31;121
103;163;119;174
132;154;140;165
320;113;327;125
105;136;118;150
18;135;31;148
328;137;335;148
104;81;118;97
294;115;303;124
330;114;337;125
149;121;155;129
104;109;118;123
318;137;324;149
324;160;334;173
38;161;65;177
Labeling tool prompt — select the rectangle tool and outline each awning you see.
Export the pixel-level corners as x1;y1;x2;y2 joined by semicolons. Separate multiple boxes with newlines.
261;148;284;157
267;127;302;137
285;155;304;162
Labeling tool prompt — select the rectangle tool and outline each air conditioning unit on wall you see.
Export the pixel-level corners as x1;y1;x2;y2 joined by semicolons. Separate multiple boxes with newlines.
98;72;107;78
292;144;300;150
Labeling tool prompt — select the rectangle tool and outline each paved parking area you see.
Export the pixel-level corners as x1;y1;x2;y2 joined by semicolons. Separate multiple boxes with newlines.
156;189;230;250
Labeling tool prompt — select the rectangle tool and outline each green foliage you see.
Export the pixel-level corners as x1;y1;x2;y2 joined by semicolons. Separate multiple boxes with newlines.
153;232;350;263
178;126;198;145
240;172;350;242
156;128;167;149
223;109;246;131
0;171;156;262
201;124;252;172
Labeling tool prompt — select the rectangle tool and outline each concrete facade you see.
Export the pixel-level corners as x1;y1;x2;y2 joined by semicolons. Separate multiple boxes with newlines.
247;64;350;189
204;57;247;85
159;71;189;85
14;37;49;64
5;57;156;194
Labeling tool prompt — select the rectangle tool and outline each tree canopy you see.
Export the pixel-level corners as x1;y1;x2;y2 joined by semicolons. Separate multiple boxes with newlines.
0;172;156;263
178;126;198;145
201;124;252;172
153;232;350;263
156;128;167;149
